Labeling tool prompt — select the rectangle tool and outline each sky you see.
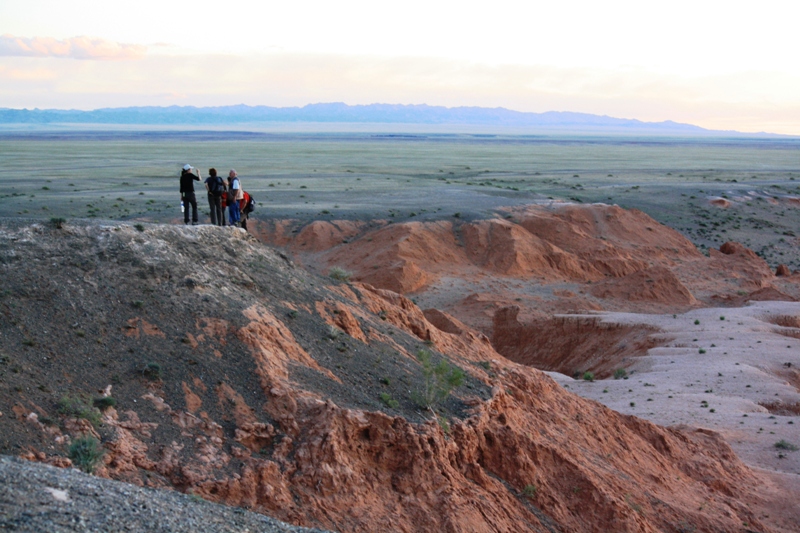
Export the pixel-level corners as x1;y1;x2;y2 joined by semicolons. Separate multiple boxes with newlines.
1;0;800;134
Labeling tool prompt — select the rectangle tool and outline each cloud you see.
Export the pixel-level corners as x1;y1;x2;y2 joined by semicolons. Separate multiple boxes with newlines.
0;35;146;60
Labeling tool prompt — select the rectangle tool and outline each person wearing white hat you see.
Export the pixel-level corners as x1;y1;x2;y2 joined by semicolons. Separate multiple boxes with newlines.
179;164;200;225
227;169;243;226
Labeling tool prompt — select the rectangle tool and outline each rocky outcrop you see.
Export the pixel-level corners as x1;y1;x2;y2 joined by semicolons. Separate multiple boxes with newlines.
0;221;778;532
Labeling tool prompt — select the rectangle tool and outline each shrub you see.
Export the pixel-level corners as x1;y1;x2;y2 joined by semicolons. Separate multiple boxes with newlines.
49;217;66;229
523;484;537;498
93;397;117;410
143;362;161;381
774;440;798;451
582;371;594;382
327;325;342;340
328;266;352;282
58;395;102;426
379;392;399;409
613;368;627;380
69;435;104;473
134;223;145;232
412;349;465;411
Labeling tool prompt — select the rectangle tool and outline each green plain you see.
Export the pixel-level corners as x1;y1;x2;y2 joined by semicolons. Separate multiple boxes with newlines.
2;132;800;268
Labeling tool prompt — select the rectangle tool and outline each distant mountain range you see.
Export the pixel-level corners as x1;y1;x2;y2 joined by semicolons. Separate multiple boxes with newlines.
0;103;772;135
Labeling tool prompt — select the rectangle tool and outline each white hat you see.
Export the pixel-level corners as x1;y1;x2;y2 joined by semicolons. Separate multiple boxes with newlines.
182;164;192;171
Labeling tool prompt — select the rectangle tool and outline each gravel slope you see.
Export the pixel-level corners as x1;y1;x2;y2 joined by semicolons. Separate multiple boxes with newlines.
0;456;332;533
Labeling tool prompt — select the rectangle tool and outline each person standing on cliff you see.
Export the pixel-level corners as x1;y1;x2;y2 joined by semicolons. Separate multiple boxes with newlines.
227;169;243;226
204;167;226;226
180;164;200;225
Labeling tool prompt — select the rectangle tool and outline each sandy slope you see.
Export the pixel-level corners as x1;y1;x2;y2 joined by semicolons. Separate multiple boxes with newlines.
546;301;800;531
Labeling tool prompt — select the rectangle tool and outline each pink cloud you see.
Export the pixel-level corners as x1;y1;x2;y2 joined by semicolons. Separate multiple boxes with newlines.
0;35;146;60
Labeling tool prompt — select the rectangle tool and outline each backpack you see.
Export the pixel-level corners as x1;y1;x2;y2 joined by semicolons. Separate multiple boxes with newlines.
211;176;226;196
243;192;256;214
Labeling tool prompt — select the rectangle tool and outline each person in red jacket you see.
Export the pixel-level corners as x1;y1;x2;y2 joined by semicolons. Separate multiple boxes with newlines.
238;191;251;230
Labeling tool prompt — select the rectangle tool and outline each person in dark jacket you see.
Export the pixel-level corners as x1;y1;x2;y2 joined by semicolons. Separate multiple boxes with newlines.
204;167;225;226
180;164;200;225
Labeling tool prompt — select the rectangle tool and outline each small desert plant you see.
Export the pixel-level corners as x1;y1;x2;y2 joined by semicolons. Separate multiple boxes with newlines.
412;349;465;412
613;368;628;380
774;440;798;451
694;319;700;325
523;484;537;498
379;392;399;409
49;217;66;229
327;325;342;340
328;266;352;282
287;310;299;319
134;223;145;232
58;395;102;426
143;362;161;380
69;435;104;473
93;397;117;410
582;371;595;382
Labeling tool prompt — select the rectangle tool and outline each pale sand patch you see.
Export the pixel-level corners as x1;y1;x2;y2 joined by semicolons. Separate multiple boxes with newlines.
547;301;800;525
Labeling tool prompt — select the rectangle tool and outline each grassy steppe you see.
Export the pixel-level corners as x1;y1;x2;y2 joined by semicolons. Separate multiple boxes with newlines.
2;132;800;269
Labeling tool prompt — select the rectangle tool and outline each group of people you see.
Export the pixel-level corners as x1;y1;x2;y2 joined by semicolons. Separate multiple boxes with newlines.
179;164;253;229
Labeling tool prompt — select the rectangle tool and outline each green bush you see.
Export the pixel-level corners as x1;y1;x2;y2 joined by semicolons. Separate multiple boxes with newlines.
49;217;66;229
582;371;595;382
613;368;627;380
523;484;537;498
411;349;465;410
58;395;101;426
379;392;399;409
328;266;352;282
143;362;161;381
774;440;798;451
93;397;117;410
69;435;104;473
